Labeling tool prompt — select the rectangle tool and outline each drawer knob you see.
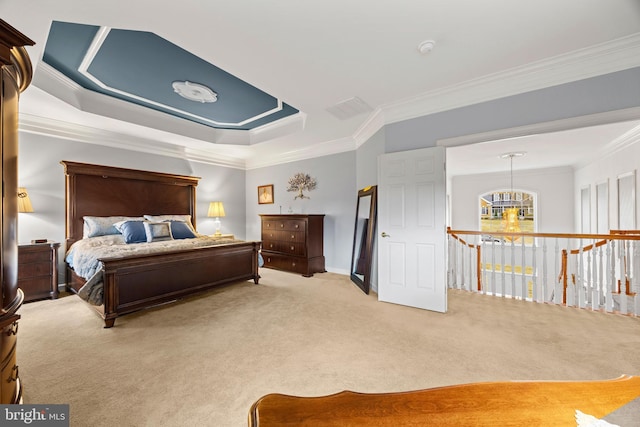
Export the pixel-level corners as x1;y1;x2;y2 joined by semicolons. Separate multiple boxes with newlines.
7;365;19;383
269;244;274;248
280;224;284;228
5;321;18;336
295;224;299;229
290;246;294;251
291;235;295;239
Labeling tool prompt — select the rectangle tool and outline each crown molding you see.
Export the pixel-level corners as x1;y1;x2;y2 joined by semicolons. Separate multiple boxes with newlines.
593;122;640;165
245;137;356;170
18;113;247;169
353;108;385;148
355;32;640;145
249;112;306;145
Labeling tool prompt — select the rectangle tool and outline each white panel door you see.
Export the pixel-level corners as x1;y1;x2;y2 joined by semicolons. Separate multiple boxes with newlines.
378;146;447;312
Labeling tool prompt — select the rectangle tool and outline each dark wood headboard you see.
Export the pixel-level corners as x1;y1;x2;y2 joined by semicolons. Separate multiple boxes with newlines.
61;161;200;248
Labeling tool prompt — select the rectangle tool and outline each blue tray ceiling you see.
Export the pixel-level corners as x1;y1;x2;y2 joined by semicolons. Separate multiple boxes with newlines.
42;21;298;131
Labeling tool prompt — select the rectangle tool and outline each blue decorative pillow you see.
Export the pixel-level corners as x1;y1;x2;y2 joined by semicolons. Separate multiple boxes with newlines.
167;220;197;239
114;220;147;244
143;222;173;243
83;216;145;238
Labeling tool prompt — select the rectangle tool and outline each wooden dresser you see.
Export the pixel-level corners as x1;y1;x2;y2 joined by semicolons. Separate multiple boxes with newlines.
0;19;34;404
18;242;60;302
260;214;325;277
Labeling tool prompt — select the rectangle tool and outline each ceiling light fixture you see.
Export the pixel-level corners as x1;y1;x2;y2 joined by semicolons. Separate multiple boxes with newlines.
417;39;436;54
172;81;217;103
499;152;526;239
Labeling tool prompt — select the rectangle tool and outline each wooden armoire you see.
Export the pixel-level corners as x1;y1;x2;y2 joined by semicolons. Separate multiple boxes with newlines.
0;20;34;404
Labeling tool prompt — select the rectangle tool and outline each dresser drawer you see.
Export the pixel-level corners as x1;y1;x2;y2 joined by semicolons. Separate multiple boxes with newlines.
262;252;308;275
18;261;52;279
0;317;19;362
17;277;52;298
18;250;51;264
263;219;306;232
262;230;305;243
0;345;19;404
263;242;305;256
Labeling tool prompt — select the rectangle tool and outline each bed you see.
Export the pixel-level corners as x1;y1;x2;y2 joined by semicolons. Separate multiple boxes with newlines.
61;161;260;328
248;375;640;426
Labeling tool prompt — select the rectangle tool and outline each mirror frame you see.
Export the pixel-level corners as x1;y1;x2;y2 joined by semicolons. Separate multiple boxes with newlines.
350;185;377;294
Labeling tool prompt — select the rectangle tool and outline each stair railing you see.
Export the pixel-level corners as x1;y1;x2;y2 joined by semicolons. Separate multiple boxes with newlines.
447;228;640;316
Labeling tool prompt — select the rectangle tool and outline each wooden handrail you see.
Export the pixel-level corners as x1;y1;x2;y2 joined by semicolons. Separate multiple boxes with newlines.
447;228;640;241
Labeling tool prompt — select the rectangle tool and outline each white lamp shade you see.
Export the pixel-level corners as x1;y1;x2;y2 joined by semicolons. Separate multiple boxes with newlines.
208;201;225;218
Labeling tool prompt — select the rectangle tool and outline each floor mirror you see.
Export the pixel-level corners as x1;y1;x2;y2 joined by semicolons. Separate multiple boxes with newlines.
350;185;377;294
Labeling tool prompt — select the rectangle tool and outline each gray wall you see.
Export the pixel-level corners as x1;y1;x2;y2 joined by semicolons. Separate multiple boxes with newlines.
355;128;385;190
245;151;356;274
384;66;640;153
18;133;246;282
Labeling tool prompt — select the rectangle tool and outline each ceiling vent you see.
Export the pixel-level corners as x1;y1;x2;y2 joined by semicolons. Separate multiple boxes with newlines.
326;97;373;120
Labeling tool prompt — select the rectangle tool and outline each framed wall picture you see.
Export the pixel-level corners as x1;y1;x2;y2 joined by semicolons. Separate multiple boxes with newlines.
258;184;274;204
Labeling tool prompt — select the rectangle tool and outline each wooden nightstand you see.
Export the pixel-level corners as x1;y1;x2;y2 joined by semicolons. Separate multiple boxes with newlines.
211;234;234;240
18;242;60;302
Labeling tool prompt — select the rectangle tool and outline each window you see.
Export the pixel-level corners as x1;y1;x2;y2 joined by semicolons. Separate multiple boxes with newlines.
479;189;536;238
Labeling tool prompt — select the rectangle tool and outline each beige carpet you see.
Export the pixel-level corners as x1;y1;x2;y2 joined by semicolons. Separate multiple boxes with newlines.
17;268;640;426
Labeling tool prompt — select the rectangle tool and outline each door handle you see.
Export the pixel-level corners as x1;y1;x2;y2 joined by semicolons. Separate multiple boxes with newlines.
381;232;390;238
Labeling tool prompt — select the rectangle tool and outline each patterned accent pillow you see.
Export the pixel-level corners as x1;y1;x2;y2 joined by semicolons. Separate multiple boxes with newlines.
144;215;196;233
83;216;145;238
143;222;174;243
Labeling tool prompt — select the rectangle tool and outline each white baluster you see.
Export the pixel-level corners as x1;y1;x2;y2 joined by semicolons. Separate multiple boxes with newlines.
554;239;561;305
595;243;603;311
542;239;548;303
633;239;640;317
620;239;628;315
531;238;537;302
578;240;585;309
586;241;592;307
605;240;614;313
496;239;502;296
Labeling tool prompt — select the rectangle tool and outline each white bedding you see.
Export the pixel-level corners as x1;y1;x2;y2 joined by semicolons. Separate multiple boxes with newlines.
65;234;237;305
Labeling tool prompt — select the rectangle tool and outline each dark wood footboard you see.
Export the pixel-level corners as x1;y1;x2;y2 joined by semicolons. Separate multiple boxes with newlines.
68;241;260;327
102;241;260;327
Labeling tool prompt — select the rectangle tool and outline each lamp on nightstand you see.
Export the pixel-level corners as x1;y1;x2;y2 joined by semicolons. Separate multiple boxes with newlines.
18;187;34;213
208;201;226;236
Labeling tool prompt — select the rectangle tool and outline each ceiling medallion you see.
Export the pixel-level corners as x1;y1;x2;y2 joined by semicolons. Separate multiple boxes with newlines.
172;81;217;103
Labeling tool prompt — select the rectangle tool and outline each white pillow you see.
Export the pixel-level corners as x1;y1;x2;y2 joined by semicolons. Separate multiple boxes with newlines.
83;216;145;238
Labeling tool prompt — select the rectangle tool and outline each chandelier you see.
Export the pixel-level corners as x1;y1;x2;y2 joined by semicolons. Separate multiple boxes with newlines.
499;152;526;238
